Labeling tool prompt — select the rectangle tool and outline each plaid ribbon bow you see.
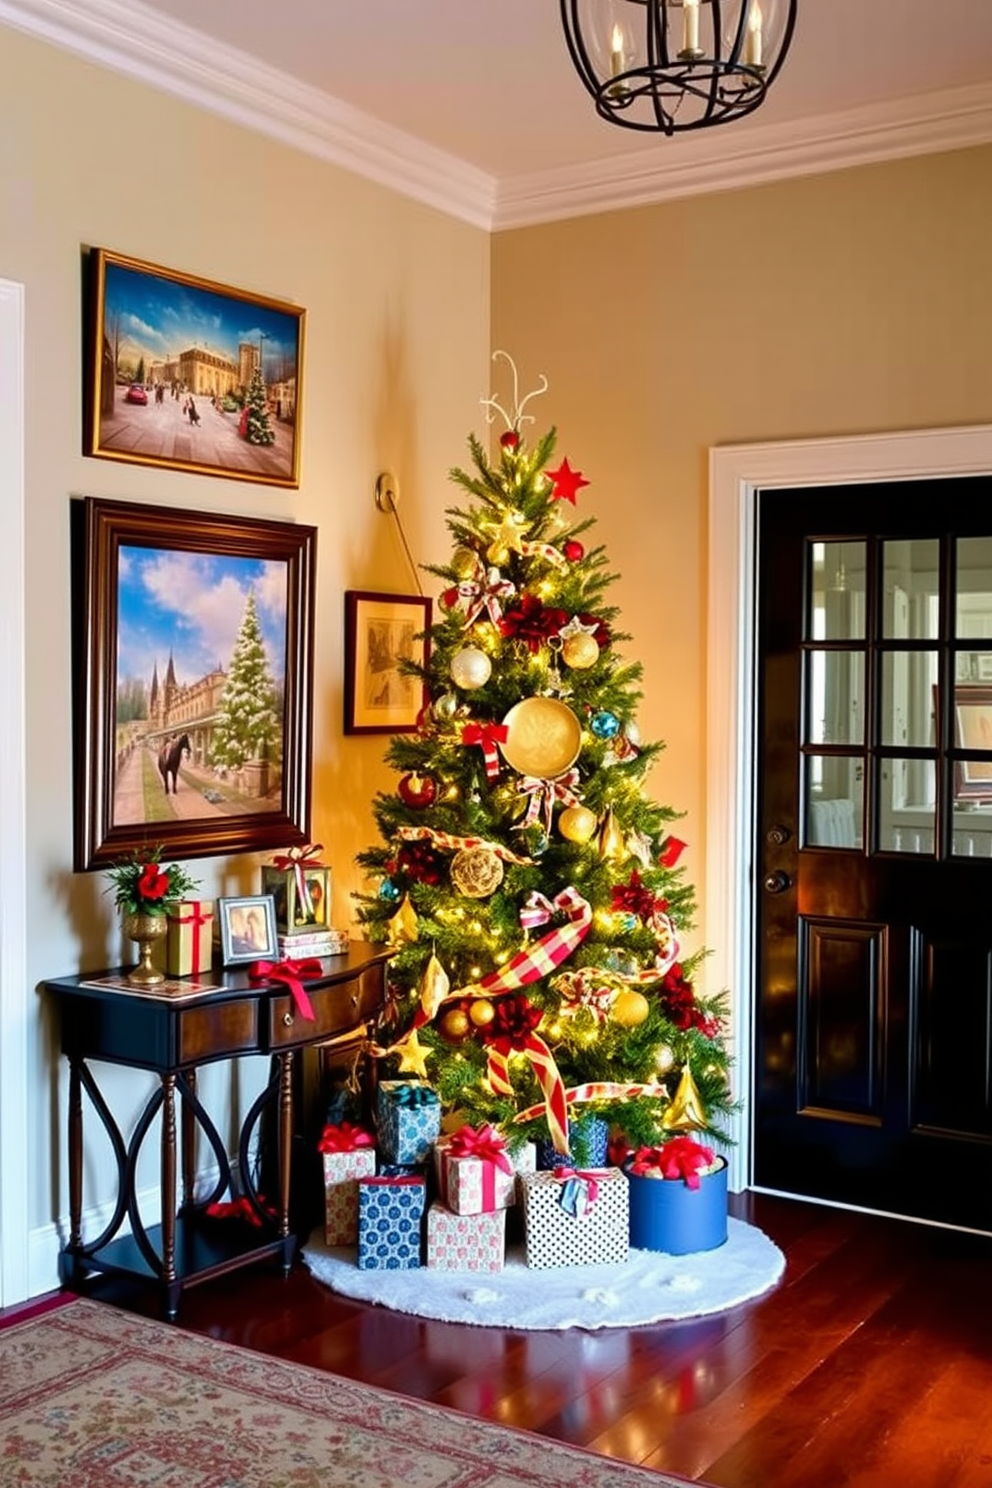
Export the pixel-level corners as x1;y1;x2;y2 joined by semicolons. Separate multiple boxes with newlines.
516;769;581;836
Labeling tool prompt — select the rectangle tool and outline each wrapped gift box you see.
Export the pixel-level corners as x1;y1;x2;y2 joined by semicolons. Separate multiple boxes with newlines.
319;1124;377;1246
377;1081;441;1166
426;1203;506;1271
434;1126;515;1215
537;1113;609;1170
357;1175;426;1269
520;1168;629;1269
165;900;214;977
261;854;331;936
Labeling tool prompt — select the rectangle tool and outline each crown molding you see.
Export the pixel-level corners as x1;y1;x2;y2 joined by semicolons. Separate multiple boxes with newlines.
493;81;992;228
3;0;991;233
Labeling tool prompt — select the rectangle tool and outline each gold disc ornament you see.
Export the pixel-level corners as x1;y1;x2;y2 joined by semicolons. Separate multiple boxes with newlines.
558;804;598;844
499;696;582;780
561;632;600;670
450;846;504;898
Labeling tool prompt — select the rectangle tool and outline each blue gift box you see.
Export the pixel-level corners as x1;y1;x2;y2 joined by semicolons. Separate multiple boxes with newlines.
625;1156;728;1255
537;1113;610;1170
357;1175;426;1269
377;1080;441;1165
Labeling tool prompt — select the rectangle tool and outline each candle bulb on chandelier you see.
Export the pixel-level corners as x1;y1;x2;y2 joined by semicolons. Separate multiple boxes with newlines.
610;24;624;77
745;3;763;67
682;0;701;55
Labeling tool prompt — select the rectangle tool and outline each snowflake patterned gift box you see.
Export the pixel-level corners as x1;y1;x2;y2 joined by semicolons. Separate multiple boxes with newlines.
426;1202;506;1271
357;1174;426;1269
376;1080;441;1165
435;1124;516;1215
319;1122;377;1246
520;1167;630;1269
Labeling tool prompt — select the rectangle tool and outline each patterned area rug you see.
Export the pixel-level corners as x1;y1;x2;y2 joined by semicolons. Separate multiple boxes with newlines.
303;1217;785;1329
0;1297;701;1487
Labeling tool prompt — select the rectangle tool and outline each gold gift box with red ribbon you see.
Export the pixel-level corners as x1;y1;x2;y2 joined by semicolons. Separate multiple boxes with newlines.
165;900;214;977
261;845;331;935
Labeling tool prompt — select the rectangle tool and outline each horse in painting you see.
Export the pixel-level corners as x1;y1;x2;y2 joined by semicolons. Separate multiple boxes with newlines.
158;733;191;795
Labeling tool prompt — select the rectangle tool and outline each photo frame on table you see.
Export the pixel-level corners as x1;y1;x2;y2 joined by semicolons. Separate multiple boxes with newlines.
217;894;278;966
84;247;305;488
72;496;317;870
344;590;432;734
954;685;992;801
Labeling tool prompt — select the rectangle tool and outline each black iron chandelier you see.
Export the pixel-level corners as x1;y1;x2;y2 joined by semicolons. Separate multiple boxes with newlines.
560;0;798;135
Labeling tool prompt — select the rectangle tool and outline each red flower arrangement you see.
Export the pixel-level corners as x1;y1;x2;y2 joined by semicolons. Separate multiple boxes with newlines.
104;847;200;917
498;593;568;652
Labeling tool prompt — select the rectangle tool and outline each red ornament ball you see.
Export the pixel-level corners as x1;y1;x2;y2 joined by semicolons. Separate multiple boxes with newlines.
563;540;585;562
500;430;520;449
397;773;437;810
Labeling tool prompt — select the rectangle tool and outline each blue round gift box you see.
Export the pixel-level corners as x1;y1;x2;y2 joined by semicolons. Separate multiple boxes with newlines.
624;1156;729;1255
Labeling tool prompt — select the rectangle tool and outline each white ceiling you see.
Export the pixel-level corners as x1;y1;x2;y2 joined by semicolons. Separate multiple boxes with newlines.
5;0;992;227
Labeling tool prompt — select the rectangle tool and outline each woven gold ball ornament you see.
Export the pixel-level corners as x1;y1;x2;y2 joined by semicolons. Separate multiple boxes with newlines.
499;696;582;779
662;1065;708;1131
558;804;599;844
450;846;504;898
612;988;650;1027
450;646;492;690
561;632;600;670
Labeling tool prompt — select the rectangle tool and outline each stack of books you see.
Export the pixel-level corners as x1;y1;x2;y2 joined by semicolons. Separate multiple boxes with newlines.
277;926;350;960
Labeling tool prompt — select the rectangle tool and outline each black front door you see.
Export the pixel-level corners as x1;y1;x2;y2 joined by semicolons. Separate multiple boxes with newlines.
754;477;992;1231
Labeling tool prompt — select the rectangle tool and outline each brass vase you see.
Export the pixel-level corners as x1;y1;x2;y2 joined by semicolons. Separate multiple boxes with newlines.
122;910;168;986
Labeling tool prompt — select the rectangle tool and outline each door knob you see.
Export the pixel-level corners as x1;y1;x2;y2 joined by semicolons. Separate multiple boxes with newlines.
766;824;791;846
763;869;791;894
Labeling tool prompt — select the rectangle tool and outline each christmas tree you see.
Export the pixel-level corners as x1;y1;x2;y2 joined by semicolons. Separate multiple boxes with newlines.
243;362;275;446
357;353;732;1162
210;590;281;773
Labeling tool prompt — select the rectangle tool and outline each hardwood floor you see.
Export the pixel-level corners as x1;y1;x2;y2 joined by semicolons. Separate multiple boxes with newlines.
9;1192;992;1487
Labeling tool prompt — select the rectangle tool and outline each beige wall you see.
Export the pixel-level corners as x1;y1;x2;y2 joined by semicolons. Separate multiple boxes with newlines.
492;146;992;940
0;28;490;1254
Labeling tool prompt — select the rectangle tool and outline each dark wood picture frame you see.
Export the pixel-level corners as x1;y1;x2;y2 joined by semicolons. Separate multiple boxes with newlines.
73;496;317;870
84;247;305;488
343;590;431;734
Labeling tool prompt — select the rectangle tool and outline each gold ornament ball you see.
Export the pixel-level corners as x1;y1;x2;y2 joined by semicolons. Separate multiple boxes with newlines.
468;998;496;1028
451;546;479;579
450;846;504;898
439;1006;471;1042
612;989;650;1027
561;632;600;670
450;646;492;690
654;1043;675;1075
558;804;599;844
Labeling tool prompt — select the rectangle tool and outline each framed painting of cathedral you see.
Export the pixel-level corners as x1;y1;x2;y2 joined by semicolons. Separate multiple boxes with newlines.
83;248;306;488
72;496;317;870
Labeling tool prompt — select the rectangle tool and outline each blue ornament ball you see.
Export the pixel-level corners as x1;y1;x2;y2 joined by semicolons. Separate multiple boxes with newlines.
378;878;402;903
590;710;621;740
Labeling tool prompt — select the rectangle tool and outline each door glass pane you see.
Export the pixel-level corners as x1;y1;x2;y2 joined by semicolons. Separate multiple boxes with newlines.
882;538;939;640
955;650;992;684
952;809;992;858
955;537;992;639
810;542;865;640
880;650;938;748
805;762;863;848
877;759;935;851
807;651;864;745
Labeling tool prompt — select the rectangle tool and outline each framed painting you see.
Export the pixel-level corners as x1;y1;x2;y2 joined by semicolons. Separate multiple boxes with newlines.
84;248;305;488
954;684;992;801
344;591;431;734
217;894;278;966
73;496;317;870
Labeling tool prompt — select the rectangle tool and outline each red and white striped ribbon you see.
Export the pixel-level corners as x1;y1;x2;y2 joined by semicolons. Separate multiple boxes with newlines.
515;769;581;836
513;1081;671;1125
458;887;592;998
461;721;509;780
396;824;531;865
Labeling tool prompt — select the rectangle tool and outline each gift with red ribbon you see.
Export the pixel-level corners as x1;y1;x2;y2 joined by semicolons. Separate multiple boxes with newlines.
628;1135;717;1189
436;1123;515;1214
248;957;323;1021
262;845;331;933
319;1122;377;1245
166;900;214;977
461;720;509;780
317;1121;375;1154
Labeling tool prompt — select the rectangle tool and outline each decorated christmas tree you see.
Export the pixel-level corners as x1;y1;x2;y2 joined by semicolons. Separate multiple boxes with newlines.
356;353;732;1162
243;362;275;446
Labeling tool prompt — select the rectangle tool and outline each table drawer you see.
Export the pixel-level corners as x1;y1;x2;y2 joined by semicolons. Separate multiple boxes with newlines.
267;966;385;1048
178;1001;259;1064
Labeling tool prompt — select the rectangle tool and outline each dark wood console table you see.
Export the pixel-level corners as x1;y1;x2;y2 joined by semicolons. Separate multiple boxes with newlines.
45;944;389;1320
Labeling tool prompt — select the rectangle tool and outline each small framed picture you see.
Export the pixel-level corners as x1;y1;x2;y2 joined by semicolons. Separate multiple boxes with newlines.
218;894;278;965
344;590;432;734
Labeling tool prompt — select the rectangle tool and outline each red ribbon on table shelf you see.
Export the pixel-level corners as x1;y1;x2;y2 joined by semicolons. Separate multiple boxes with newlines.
248;958;323;1022
461;721;509;780
204;1193;275;1227
168;903;213;975
271;843;327;920
628;1136;716;1189
317;1121;375;1154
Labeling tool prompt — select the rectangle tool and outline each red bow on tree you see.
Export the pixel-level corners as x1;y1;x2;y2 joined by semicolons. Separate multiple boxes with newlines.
498;593;568;652
611;870;659;922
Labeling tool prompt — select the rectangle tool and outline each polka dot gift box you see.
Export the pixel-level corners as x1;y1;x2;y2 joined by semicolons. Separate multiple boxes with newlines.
520;1167;629;1269
357;1174;426;1269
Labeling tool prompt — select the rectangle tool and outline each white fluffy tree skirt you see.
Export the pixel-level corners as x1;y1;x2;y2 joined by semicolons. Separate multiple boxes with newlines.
302;1217;785;1330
